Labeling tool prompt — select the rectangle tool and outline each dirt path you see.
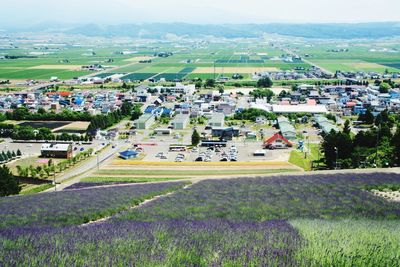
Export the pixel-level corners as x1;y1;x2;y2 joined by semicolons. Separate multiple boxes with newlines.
80;182;194;227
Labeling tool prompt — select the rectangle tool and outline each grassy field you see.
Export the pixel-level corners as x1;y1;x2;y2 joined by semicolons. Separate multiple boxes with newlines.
289;144;324;171
81;176;187;183
95;168;298;177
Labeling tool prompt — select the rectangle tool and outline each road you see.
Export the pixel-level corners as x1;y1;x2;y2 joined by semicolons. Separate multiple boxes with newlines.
281;46;334;76
44;119;132;191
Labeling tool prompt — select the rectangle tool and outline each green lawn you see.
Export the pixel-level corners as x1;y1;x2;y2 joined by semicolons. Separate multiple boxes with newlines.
96;168;298;176
81;177;187;183
289;144;324;171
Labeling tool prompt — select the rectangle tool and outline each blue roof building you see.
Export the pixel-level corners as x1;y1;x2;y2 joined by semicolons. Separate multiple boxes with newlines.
119;150;139;160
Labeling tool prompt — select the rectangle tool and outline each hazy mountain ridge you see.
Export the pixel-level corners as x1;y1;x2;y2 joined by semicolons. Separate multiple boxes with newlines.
5;22;400;39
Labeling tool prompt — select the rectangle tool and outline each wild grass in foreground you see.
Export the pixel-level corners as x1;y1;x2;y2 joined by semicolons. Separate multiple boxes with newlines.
292;219;400;266
20;183;54;195
0;220;301;267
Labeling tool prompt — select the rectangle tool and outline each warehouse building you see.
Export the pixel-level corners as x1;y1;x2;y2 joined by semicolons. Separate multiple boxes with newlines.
134;114;155;130
272;104;328;114
41;143;72;159
208;112;225;127
172;114;189;130
277;117;297;140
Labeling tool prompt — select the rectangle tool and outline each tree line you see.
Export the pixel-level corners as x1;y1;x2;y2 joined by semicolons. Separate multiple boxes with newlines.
15;149;93;180
321;112;400;169
0;125;92;142
5;107;92;121
232;108;277;122
0;150;21;163
87;102;142;133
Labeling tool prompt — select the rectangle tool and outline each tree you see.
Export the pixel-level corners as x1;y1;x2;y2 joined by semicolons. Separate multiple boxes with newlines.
191;129;201;147
16;149;22;157
343;119;351;135
391;124;400;165
257;77;273;88
250;88;274;102
358;109;374;125
131;104;143;121
379;82;391;93
321;130;353;168
204;79;215;88
0;165;21;196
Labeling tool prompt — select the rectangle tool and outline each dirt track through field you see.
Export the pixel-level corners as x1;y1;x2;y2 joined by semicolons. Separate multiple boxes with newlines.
80;182;193;226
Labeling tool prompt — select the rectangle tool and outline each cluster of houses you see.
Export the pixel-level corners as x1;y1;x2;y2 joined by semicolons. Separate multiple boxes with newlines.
1;80;399;149
0;89;131;115
253;66;331;81
336;71;399;81
250;84;399;117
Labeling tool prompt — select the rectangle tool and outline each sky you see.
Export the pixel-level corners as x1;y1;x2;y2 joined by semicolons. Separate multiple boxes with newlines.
1;0;400;27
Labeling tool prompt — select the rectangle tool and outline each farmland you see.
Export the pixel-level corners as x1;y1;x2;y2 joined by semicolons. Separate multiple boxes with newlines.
2;35;399;84
1;171;400;266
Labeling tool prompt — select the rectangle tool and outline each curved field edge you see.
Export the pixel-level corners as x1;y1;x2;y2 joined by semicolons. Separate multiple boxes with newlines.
291;219;400;266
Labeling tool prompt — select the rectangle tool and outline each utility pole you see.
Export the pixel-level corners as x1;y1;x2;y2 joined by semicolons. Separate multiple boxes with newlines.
375;124;380;168
53;163;56;192
334;146;338;170
213;60;216;80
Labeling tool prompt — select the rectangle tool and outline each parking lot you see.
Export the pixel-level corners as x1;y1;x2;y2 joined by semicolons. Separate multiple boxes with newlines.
139;136;291;163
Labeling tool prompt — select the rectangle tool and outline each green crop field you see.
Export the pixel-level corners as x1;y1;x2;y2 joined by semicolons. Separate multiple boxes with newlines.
0;37;399;82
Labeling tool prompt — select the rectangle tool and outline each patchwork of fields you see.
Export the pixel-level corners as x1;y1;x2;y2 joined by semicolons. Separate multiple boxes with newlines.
1;172;400;266
1;39;399;82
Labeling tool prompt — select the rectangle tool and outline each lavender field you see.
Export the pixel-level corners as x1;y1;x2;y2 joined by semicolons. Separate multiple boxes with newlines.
0;182;186;230
1;172;400;266
120;173;400;222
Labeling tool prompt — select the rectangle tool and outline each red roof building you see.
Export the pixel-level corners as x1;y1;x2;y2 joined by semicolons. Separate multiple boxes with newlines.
263;133;293;149
46;91;71;97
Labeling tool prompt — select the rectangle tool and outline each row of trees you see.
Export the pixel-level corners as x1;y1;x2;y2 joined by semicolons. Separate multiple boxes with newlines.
0;150;21;163
87;102;139;133
249;88;275;102
10;126;91;142
233;108;277;122
16;149;93;179
6;107;93;121
321;118;400;169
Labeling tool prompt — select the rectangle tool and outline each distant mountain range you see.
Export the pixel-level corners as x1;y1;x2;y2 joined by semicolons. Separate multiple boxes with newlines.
6;22;400;39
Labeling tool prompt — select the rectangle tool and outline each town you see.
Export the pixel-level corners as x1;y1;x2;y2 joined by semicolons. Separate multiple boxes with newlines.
1;12;400;266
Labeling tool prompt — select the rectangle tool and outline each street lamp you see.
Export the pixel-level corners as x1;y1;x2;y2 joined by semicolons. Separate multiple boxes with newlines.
334;146;339;170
